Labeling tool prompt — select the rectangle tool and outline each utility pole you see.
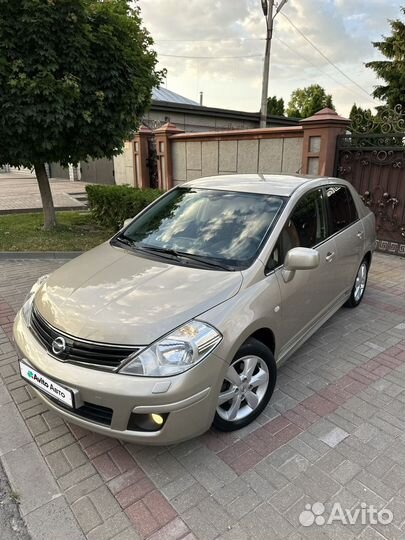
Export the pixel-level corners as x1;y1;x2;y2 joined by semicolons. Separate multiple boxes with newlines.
259;0;288;128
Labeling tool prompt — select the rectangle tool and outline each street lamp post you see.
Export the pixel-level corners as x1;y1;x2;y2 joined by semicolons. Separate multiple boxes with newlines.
259;0;287;128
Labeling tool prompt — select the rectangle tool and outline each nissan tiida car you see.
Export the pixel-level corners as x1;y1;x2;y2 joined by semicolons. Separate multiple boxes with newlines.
13;174;376;444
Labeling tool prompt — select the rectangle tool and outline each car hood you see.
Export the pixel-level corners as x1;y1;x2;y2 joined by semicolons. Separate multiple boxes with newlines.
34;243;243;345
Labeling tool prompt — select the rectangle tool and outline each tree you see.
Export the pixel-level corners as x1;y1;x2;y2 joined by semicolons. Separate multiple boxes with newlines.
286;84;335;119
0;0;162;229
267;96;285;116
366;7;405;108
349;104;375;133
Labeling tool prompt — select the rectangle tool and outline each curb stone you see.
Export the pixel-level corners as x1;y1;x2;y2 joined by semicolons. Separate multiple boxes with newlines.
0;373;84;539
0;252;82;260
0;206;86;216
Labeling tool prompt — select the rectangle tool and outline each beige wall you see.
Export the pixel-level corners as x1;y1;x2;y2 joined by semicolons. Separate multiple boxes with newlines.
113;141;134;185
171;137;303;185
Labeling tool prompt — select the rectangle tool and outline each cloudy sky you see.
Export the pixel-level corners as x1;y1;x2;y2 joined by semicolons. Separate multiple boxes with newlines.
137;0;400;117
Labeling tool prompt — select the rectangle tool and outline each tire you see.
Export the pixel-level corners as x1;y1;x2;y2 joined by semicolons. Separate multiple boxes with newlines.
213;337;277;432
345;258;369;308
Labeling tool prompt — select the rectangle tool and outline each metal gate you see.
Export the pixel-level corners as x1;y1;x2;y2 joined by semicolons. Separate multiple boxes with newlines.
147;135;159;189
335;105;405;255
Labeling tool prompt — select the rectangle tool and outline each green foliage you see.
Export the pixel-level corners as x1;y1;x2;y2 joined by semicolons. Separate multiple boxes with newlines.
348;103;405;149
349;104;375;133
286;84;335;119
267;96;285;116
0;0;163;168
0;211;113;252
366;7;405;108
86;184;162;230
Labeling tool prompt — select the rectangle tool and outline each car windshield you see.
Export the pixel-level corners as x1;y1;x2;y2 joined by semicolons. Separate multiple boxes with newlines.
116;188;285;270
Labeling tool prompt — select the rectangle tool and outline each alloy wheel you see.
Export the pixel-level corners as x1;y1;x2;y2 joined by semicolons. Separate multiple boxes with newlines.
354;262;367;302
216;355;269;422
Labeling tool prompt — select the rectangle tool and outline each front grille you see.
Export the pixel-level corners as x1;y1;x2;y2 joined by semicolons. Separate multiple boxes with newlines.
77;402;113;425
30;306;140;370
46;394;113;425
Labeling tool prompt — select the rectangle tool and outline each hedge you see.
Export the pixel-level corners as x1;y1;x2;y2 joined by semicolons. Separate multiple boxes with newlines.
86;184;162;230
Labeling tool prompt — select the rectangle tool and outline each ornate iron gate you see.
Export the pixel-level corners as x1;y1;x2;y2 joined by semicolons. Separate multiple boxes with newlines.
335;105;405;255
147;134;159;189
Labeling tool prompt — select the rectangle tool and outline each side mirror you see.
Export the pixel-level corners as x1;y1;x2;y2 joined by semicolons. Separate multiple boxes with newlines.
123;218;133;229
282;247;320;283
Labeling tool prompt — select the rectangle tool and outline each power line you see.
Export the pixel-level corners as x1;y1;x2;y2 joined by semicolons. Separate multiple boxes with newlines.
155;38;265;42
155;26;378;106
274;35;377;105
274;35;345;86
280;12;376;101
159;40;376;104
158;53;263;59
156;35;376;103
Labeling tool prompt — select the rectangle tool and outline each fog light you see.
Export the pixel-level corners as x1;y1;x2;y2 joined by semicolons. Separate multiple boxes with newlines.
151;413;164;426
127;412;169;432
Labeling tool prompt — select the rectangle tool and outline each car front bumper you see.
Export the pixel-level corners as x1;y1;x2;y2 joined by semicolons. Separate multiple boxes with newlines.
13;310;227;445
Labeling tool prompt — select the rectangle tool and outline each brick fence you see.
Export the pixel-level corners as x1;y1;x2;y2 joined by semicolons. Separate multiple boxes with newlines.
114;108;350;192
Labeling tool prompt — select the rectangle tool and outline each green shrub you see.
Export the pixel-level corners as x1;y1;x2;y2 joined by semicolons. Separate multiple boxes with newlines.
86;184;162;230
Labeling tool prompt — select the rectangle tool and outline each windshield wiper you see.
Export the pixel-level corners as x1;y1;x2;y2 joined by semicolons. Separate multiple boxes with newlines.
131;243;181;262
115;233;135;247
134;244;231;271
174;251;231;271
136;245;179;257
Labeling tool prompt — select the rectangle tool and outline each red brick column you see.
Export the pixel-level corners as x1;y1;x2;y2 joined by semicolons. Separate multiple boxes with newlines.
154;123;184;191
300;108;350;176
133;125;152;189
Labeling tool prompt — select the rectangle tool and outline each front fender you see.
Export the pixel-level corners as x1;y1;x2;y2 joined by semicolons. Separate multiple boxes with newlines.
197;272;282;365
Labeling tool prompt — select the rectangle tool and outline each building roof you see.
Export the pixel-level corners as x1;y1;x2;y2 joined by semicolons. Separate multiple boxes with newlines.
150;99;298;128
150;87;298;128
184;174;329;197
152;87;199;106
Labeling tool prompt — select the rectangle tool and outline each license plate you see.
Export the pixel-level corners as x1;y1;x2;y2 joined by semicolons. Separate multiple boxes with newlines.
19;361;74;408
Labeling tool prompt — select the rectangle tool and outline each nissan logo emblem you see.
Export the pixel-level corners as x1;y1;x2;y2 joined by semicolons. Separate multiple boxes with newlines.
52;336;66;356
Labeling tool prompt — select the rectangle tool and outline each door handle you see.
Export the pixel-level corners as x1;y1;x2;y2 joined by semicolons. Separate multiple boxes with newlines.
325;251;335;263
356;231;364;239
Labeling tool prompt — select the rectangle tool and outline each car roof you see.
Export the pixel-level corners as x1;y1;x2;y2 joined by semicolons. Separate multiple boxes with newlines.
183;174;341;197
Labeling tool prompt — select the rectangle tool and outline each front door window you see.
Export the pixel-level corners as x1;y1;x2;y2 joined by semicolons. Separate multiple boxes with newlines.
267;189;327;272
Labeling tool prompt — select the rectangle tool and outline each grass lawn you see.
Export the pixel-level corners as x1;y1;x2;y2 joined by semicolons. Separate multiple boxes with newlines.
0;211;114;252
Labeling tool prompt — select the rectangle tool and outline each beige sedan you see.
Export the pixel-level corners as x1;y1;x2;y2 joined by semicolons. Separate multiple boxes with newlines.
13;174;376;444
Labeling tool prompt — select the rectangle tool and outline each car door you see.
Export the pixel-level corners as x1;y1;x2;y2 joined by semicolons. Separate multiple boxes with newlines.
324;185;364;298
266;188;340;358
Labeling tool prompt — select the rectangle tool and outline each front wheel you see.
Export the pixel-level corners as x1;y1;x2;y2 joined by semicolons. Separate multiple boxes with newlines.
345;259;369;308
213;338;277;432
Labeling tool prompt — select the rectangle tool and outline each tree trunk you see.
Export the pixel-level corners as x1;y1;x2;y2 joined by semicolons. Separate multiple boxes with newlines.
34;163;56;229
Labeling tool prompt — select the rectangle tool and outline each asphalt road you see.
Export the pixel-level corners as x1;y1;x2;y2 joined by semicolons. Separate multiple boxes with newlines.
0;460;30;540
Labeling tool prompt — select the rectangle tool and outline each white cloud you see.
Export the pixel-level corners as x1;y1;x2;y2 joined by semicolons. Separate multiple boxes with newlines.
138;0;402;116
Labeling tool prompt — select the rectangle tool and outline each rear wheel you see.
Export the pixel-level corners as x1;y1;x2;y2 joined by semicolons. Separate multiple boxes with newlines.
345;259;369;308
213;338;277;432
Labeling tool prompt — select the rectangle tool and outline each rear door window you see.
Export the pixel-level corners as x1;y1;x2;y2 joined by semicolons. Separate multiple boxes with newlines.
287;188;327;249
346;188;359;223
326;185;359;234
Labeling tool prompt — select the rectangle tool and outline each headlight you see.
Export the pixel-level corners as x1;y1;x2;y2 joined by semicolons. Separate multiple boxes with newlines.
21;275;49;326
119;320;222;377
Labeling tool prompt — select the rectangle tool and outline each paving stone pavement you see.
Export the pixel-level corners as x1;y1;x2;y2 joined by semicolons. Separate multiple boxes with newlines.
0;253;404;540
0;171;88;214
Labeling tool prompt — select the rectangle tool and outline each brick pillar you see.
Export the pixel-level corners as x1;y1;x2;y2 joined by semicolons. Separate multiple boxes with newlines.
154;123;184;191
133;125;152;189
300;108;350;176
